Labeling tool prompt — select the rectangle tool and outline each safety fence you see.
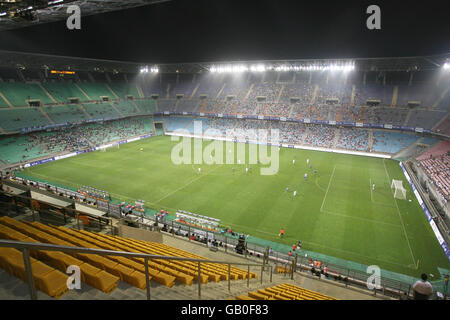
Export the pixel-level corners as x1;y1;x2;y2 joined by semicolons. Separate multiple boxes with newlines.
2;175;448;299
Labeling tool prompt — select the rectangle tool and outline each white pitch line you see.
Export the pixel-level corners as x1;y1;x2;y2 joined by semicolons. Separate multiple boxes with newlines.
223;221;412;268
383;159;417;266
321;209;402;228
153;165;221;204
320;165;336;213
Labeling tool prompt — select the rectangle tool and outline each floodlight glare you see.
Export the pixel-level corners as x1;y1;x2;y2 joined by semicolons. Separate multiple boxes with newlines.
250;64;266;72
443;63;450;70
140;66;149;73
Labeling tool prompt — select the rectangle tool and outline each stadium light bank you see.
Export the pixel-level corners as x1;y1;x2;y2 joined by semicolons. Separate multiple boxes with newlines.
139;66;159;74
209;62;355;73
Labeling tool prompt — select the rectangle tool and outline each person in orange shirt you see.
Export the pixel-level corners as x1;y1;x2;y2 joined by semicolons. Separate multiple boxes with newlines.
279;229;285;238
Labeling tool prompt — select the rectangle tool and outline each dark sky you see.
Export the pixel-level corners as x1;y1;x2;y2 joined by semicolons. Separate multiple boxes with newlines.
0;0;449;63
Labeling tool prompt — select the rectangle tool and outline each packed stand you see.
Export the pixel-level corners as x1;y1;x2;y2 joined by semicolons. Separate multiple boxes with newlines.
336;128;369;151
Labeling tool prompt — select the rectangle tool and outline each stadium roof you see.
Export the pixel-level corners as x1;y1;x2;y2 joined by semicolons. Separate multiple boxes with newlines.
0;49;449;74
0;0;171;32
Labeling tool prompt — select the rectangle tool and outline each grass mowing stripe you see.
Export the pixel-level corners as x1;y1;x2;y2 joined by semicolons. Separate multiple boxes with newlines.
22;135;448;278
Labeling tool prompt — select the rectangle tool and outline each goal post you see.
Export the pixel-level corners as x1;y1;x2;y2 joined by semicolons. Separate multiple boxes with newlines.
391;179;406;200
100;144;120;152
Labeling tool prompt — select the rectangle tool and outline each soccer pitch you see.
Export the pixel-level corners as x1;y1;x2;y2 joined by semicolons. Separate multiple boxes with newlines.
22;135;449;279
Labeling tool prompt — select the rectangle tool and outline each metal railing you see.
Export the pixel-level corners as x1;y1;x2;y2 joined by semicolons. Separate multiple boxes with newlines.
0;239;266;300
0;180;419;299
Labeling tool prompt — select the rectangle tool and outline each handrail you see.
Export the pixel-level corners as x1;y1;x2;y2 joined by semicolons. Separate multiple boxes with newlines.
0;238;265;300
0;239;264;267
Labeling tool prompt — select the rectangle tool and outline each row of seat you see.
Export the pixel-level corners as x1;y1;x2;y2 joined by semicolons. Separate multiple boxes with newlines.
0;217;120;294
0;216;259;298
236;283;337;300
95;231;246;283
129;237;258;280
72;229;192;285
49;225;176;287
0;227;69;298
276;266;292;274
23;221;150;289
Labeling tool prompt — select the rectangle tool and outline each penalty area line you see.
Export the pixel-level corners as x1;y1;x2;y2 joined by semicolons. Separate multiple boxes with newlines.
320;165;336;213
383;159;417;267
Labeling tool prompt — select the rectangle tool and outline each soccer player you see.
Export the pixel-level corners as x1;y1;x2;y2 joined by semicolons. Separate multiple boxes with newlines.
306;158;309;165
286;187;289;192
293;190;297;197
314;169;317;174
232;167;235;173
198;167;201;174
372;183;375;191
246;167;248;173
279;229;285;238
304;173;307;180
293;159;295;165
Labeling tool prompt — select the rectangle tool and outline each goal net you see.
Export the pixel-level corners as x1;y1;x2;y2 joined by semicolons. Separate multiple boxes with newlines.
391;179;406;200
101;144;119;152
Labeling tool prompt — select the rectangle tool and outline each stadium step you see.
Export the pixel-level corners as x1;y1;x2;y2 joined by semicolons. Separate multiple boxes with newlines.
190;83;200;99
74;83;92;101
333;129;341;148
38;107;55;124
432;110;449;131
108;102;124;118
392;85;398;106
275;85;284;103
0;91;14;108
403;108;413;126
106;84;120;100
37;83;58;104
215;83;226;100
131;100;142;114
350;85;356;106
243;83;254;102
136;84;145;98
310;85;319;104
368;130;374;150
76;103;92;118
431;86;450;110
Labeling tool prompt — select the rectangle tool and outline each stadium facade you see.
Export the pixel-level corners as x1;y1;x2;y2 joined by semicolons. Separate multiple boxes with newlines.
0;50;449;300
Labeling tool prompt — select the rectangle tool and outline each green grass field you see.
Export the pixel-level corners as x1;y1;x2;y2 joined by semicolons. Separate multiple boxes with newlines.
22;135;449;279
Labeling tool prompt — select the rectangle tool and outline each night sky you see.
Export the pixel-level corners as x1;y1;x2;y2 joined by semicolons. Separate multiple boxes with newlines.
0;0;448;63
